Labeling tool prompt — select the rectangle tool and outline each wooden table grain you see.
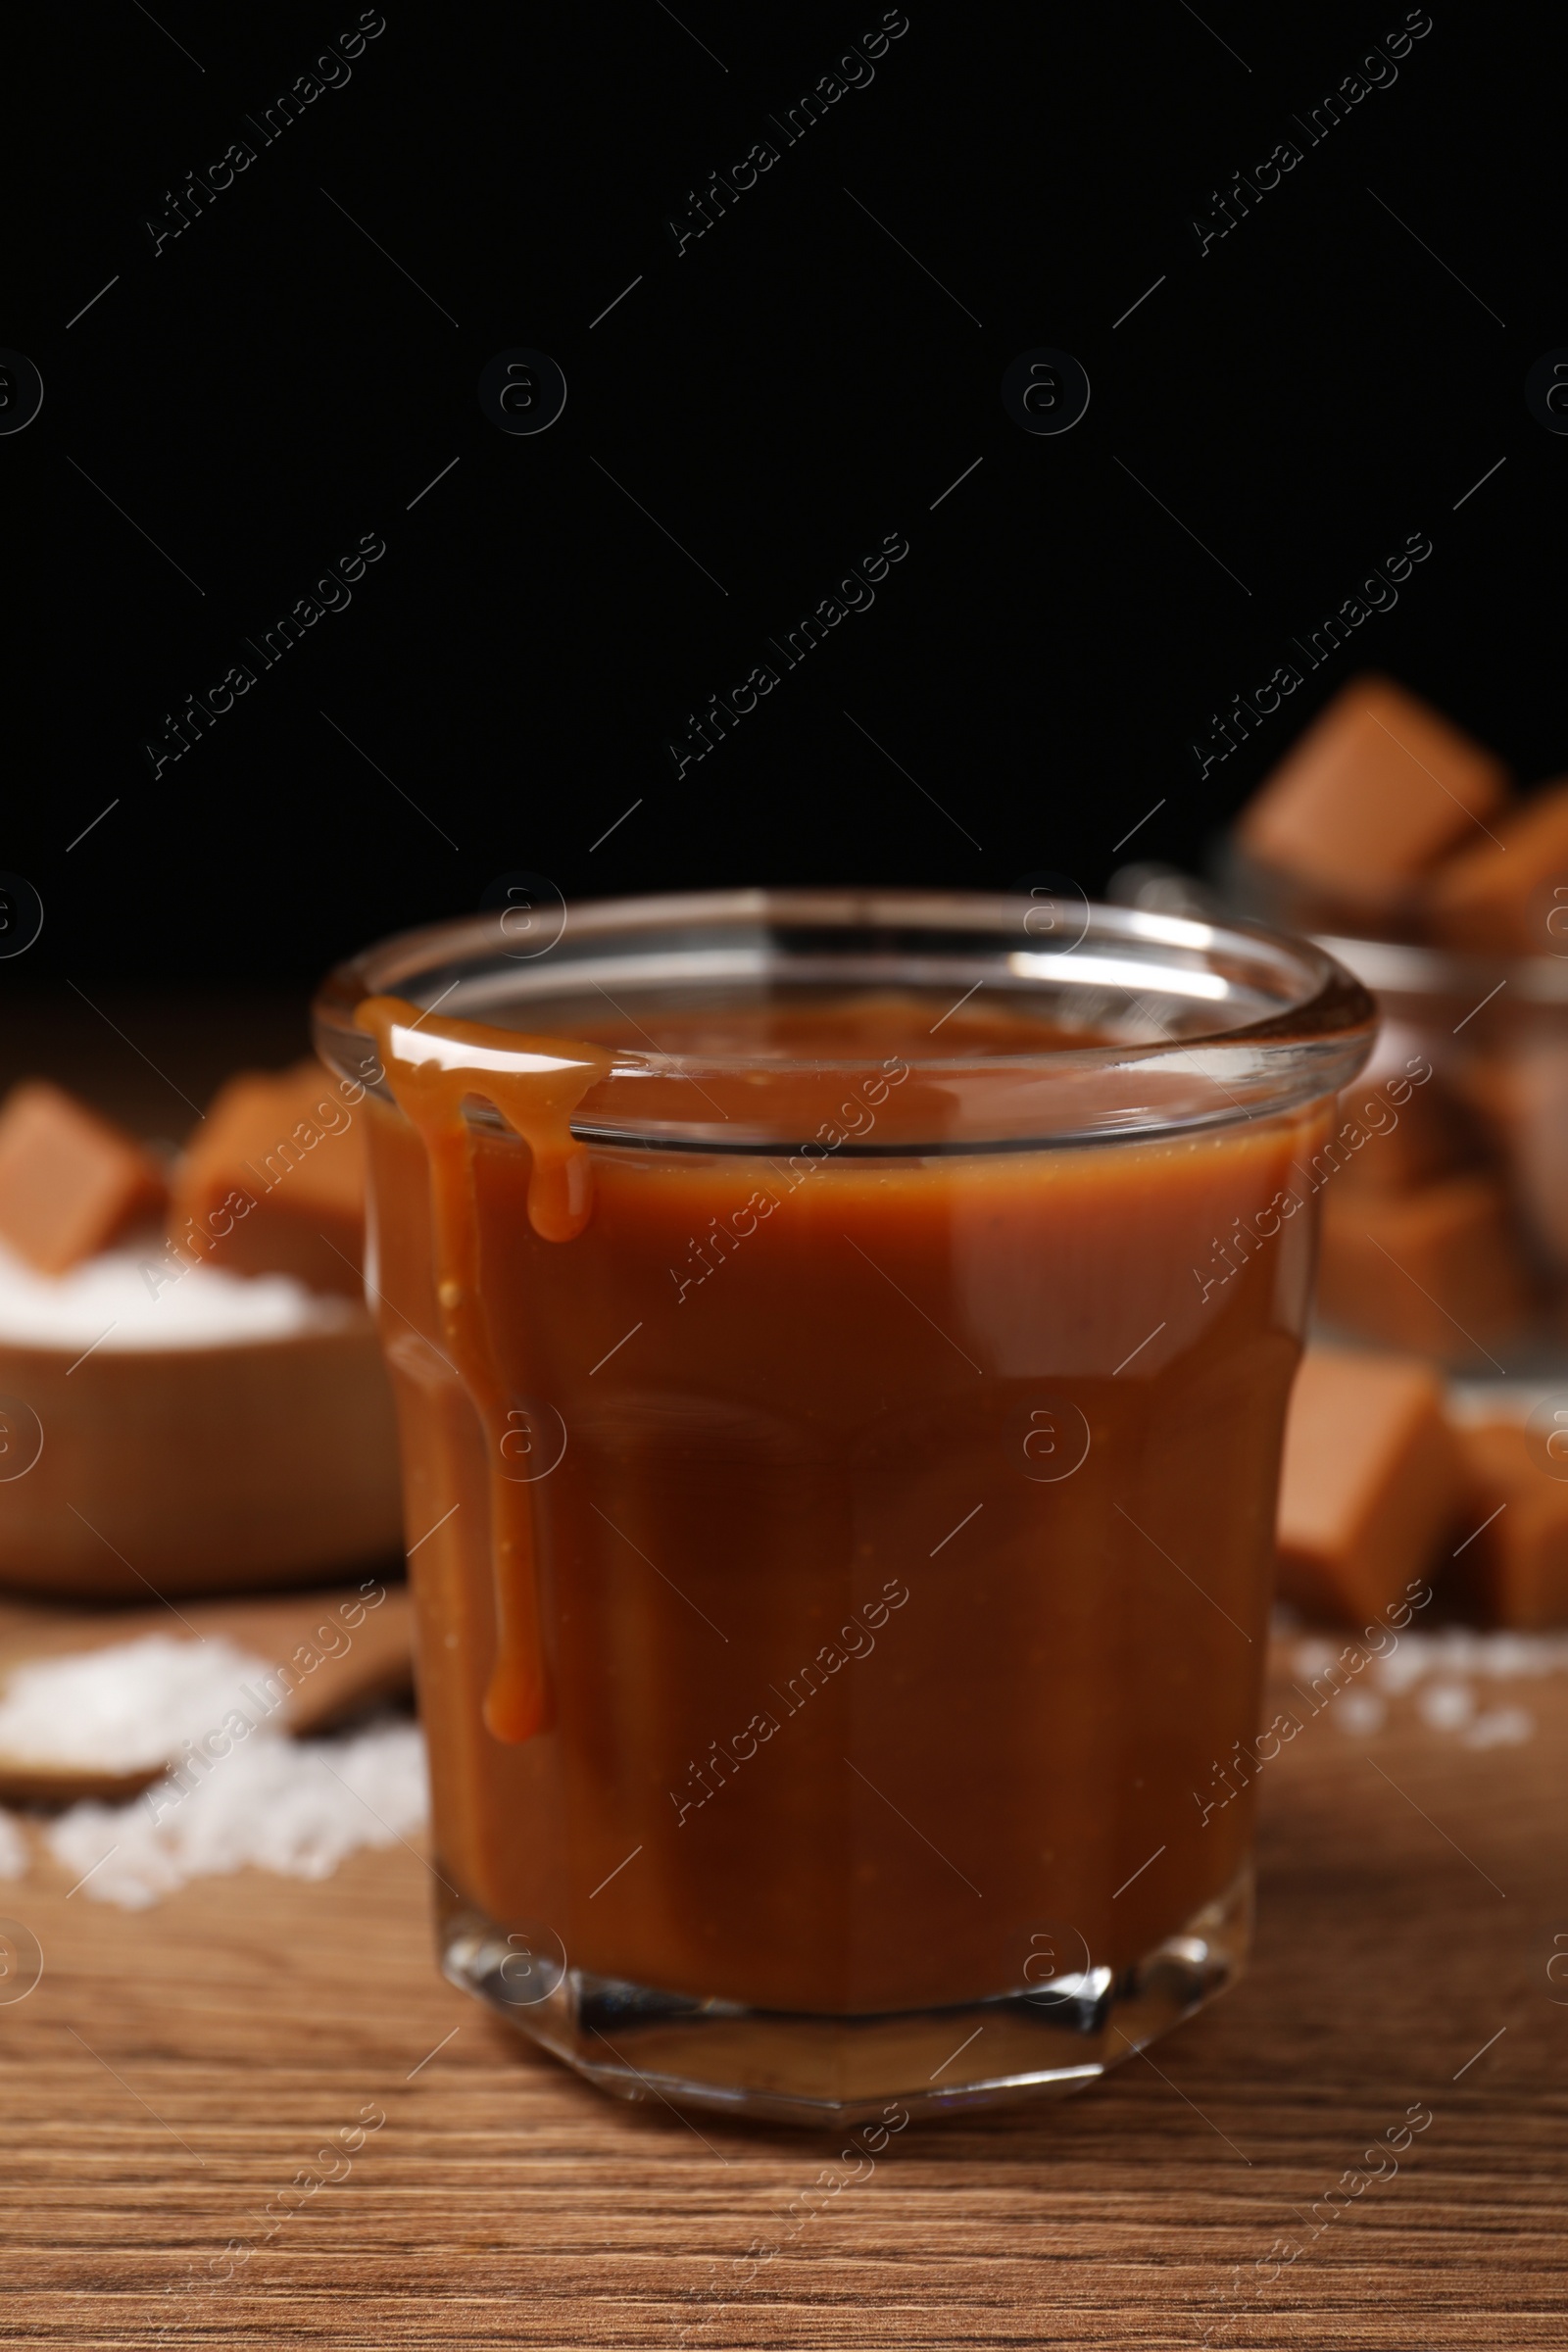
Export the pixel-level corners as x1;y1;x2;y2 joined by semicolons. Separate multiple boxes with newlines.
1;1646;1563;2350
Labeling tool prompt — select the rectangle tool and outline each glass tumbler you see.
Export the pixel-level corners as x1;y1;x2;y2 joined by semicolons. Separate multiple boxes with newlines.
314;888;1373;2124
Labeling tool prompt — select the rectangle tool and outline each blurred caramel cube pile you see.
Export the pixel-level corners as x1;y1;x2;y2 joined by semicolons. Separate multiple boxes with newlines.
1238;676;1568;1363
0;1060;367;1299
0;1082;167;1274
170;1061;366;1297
1278;1346;1568;1630
1276;1348;1458;1623
1238;674;1512;915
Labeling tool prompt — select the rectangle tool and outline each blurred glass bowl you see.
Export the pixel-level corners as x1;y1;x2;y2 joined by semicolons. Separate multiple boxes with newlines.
1113;852;1568;1381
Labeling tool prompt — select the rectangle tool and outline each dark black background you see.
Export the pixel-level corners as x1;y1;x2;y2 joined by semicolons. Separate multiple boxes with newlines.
6;0;1559;990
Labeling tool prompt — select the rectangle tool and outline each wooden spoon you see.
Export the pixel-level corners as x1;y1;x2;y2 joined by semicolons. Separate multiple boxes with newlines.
0;1583;414;1805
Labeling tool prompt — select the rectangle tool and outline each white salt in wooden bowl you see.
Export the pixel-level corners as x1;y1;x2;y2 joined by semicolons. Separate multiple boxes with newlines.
0;1244;402;1598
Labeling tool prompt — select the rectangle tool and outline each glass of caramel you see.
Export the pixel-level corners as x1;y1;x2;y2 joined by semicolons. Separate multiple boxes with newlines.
315;890;1373;2124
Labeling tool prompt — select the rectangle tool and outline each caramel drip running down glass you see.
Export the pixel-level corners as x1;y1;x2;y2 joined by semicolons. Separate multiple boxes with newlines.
315;889;1374;2125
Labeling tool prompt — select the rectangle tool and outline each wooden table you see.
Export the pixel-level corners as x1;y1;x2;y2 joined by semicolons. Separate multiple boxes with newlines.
2;1644;1564;2350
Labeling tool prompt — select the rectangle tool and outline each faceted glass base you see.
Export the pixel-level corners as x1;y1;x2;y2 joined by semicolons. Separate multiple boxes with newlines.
439;1868;1251;2127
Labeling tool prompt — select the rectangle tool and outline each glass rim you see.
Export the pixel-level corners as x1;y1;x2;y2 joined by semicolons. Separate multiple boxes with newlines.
1318;929;1568;1008
314;888;1376;1152
1217;836;1568;1005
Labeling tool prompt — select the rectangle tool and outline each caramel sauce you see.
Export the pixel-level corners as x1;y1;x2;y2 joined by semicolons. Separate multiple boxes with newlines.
358;996;611;1739
357;986;1326;2013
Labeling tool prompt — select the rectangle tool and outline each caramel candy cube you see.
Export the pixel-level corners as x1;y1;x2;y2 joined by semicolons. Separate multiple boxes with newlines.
1425;777;1568;956
1238;674;1511;904
1276;1347;1459;1622
1452;1418;1568;1627
1316;1173;1532;1361
170;1060;365;1297
0;1081;167;1275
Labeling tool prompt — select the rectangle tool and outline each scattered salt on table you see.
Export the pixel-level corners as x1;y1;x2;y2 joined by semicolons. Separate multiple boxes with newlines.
1417;1681;1475;1733
1462;1706;1535;1749
0;1633;428;1906
45;1719;427;1909
1290;1626;1568;1747
1334;1690;1388;1737
1370;1629;1568;1695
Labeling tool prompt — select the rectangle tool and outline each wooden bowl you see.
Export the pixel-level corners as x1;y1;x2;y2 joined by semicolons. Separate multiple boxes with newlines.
0;1315;403;1598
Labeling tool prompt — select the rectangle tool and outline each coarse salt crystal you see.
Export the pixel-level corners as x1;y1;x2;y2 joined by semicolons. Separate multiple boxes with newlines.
1417;1682;1476;1733
1335;1690;1387;1738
